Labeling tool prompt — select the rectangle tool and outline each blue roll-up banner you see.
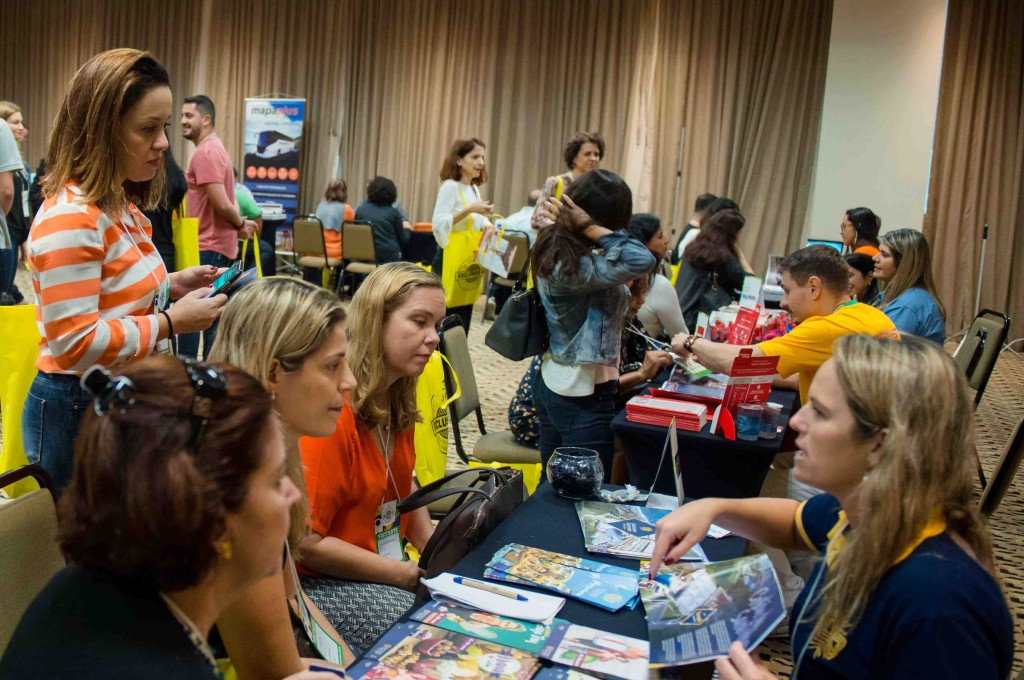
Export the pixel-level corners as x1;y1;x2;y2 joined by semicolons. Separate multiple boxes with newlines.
242;98;305;226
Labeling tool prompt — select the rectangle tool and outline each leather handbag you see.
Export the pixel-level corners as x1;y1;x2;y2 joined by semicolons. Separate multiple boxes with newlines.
485;258;549;361
398;467;525;580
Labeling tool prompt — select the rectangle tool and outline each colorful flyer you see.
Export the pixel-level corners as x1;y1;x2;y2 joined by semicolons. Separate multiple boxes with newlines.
575;501;706;562
540;623;649;680
409;601;559;654
347;622;540;680
485;544;640;613
638;553;785;668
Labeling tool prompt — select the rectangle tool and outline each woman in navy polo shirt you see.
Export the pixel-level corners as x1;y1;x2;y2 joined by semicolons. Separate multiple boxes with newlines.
650;333;1012;679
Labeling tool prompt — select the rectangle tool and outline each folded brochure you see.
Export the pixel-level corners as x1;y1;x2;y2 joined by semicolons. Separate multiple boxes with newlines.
638;553;784;668
575;501;707;562
410;601;560;655
421;572;565;623
540;622;649;680
485;544;639;612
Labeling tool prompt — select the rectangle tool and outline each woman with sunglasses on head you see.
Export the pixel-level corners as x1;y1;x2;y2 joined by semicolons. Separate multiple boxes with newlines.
0;357;335;680
21;49;225;497
207;277;356;679
296;262;444;651
649;334;1012;679
872;228;946;345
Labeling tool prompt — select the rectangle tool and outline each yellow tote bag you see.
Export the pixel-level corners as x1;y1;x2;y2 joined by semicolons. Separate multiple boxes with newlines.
442;229;485;308
172;200;200;271
239;236;264;277
0;305;41;497
414;351;460;486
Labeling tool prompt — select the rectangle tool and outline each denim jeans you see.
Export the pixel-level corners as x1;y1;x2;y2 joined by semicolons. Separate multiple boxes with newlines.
176;250;233;359
0;247;16;302
22;372;93;497
533;371;618;482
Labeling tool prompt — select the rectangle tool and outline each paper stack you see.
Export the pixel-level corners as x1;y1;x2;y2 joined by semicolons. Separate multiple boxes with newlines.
625;396;707;431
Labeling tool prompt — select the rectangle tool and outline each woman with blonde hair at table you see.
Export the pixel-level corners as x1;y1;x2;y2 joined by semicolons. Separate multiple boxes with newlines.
650;334;1012;679
872;227;946;344
298;262;444;651
207;276;357;678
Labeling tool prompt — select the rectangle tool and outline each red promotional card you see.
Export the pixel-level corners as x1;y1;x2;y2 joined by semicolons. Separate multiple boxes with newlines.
727;305;761;345
722;349;780;416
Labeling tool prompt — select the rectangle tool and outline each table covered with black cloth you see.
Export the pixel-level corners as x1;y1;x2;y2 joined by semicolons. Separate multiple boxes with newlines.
612;388;798;500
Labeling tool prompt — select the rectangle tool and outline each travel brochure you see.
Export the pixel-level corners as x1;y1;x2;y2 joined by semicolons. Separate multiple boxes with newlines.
540;623;649;680
575;501;707;563
484;544;640;613
638;553;785;668
409;601;560;655
347;621;541;680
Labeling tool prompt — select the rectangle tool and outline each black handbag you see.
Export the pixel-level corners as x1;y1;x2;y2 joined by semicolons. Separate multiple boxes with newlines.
398;467;525;581
484;258;549;361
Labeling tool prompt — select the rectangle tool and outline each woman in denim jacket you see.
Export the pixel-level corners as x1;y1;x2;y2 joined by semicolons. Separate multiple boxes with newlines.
531;170;656;477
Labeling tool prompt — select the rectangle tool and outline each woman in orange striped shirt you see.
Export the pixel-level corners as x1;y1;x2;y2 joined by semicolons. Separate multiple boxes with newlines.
23;49;225;495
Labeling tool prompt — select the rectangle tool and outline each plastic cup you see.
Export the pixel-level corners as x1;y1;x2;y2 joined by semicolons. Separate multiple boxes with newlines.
736;403;763;441
759;402;783;440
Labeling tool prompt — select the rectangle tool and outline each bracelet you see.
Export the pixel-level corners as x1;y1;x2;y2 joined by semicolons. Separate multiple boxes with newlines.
160;310;175;338
683;334;699;352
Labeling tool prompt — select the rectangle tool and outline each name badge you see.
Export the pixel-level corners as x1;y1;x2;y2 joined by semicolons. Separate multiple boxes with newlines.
374;500;404;561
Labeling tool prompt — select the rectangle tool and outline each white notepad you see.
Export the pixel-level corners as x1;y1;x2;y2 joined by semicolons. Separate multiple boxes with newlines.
421;572;566;623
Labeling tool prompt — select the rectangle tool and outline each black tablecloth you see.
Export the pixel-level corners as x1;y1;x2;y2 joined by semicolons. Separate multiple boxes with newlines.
612;388;799;499
448;483;747;639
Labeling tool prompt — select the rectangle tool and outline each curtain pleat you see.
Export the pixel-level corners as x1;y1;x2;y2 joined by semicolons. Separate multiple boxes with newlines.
2;0;833;272
924;0;1024;337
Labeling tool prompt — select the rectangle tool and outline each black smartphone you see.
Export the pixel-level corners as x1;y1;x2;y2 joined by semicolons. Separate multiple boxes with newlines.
222;267;259;297
204;261;244;298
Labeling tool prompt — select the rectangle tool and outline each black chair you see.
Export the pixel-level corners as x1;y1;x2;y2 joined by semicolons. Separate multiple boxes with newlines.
436;315;541;470
953;309;1011;488
979;416;1024;518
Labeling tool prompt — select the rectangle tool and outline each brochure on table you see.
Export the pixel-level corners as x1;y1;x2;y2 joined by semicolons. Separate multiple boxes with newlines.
540;623;649;680
720;349;780;416
575;501;706;562
410;601;560;654
638;553;785;668
422;572;565;623
347;621;540;680
727;276;763;345
485;544;640;612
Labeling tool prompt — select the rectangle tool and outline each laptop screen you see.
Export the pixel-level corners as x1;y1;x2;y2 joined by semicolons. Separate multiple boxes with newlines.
806;239;844;253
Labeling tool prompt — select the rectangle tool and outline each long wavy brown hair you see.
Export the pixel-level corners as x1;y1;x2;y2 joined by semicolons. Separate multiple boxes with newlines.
807;334;994;644
878;228;946;320
43;49;169;214
347;262;443;432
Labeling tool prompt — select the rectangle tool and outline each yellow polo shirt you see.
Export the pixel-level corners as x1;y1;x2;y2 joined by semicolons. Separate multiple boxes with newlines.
758;302;897;404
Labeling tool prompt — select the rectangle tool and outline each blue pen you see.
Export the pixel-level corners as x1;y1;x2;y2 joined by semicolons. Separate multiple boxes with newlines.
453;576;528;601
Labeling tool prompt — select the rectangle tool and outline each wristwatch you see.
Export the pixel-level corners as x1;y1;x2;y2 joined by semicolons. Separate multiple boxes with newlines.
683;335;699;352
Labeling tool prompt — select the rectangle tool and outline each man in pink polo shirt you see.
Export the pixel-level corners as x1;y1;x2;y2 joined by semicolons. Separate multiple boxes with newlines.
178;94;256;358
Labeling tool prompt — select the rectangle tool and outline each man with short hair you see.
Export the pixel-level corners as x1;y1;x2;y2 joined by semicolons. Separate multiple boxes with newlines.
672;244;897;405
178;95;256;357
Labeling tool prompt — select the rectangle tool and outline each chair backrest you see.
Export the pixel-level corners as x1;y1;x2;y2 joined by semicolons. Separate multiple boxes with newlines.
292;215;327;258
0;465;65;656
953;309;1010;406
342;221;377;263
503;231;531;279
980;416;1024;517
438;315;481;422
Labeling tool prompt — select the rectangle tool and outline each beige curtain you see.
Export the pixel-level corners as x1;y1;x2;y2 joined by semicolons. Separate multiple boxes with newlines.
924;0;1024;338
1;0;832;271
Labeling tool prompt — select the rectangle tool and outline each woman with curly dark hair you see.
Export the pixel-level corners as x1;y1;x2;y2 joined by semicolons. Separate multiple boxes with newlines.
532;131;605;228
673;208;754;330
0;356;332;680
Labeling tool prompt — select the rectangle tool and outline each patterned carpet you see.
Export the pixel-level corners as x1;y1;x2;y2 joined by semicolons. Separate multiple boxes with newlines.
455;301;1024;676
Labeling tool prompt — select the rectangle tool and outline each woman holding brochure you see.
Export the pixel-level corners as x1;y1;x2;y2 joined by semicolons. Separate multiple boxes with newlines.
649;334;1013;679
431;137;496;332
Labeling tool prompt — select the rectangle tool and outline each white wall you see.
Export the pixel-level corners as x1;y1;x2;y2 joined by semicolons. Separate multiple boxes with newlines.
804;0;947;242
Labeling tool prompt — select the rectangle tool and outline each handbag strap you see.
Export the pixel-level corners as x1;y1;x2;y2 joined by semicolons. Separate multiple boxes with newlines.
397;485;491;514
513;245;533;292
